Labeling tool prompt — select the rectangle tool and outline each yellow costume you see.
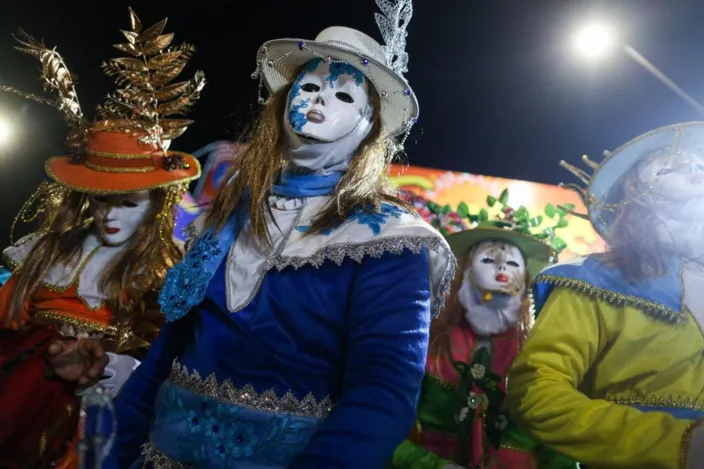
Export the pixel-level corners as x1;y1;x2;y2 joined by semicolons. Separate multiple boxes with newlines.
508;122;704;469
509;286;702;469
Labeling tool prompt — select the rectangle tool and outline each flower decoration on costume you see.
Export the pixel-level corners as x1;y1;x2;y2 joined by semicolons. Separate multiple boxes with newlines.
453;348;514;449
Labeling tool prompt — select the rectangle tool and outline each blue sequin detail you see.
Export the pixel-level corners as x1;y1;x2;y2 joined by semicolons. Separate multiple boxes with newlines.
295;203;406;237
159;232;223;323
326;62;365;88
152;383;315;467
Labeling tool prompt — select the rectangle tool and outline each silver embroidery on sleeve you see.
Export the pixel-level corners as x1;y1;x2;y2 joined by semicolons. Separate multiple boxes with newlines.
167;361;333;419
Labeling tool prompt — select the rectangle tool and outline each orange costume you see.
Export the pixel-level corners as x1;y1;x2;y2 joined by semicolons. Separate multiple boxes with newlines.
0;8;203;468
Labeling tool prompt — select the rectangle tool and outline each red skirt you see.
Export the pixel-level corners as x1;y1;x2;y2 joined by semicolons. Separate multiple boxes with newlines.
0;326;79;468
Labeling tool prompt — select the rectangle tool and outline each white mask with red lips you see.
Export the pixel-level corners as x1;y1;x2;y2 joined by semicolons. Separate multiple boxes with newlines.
89;191;152;246
457;241;527;336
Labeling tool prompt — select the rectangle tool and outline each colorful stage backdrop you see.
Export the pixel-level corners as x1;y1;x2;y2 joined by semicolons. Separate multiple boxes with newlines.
388;165;605;261
173;142;605;260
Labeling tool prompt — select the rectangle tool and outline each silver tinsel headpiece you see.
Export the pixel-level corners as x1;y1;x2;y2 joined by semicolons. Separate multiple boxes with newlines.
375;0;413;75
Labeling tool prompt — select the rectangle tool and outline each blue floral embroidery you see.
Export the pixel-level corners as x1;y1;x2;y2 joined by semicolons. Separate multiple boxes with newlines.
295;203;407;237
326;62;365;88
159;232;222;323
349;203;406;235
152;383;314;467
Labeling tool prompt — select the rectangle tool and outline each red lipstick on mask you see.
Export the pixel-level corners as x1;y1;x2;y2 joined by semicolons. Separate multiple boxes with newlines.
495;273;509;283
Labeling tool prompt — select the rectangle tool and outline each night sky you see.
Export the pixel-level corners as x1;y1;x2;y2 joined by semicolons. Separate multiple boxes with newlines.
1;0;704;247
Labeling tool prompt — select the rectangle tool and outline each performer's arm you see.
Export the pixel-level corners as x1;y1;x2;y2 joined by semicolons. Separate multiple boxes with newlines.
106;314;195;468
391;438;458;469
507;287;697;469
289;249;432;469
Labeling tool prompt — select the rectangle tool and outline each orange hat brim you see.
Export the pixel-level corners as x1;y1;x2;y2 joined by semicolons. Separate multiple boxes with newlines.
45;153;201;194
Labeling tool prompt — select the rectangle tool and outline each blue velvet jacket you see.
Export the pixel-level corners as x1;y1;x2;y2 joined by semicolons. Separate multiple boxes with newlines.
108;200;454;469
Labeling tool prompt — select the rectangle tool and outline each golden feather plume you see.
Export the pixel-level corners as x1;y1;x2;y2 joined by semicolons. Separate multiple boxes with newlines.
0;30;91;160
96;7;206;152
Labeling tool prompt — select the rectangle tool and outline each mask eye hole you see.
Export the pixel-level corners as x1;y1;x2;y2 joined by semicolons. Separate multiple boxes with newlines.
656;168;673;176
507;260;519;267
122;200;138;208
335;92;354;103
481;258;494;264
92;196;108;204
301;83;320;93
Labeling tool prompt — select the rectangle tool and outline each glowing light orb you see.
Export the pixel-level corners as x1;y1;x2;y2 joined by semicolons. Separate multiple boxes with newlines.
574;23;614;60
0;120;9;144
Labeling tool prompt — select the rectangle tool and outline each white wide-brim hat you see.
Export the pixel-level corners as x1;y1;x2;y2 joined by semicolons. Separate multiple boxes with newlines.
562;121;704;239
255;26;419;138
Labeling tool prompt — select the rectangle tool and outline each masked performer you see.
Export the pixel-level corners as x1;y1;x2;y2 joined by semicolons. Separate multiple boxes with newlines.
109;2;457;468
0;9;203;468
391;194;576;469
508;122;704;469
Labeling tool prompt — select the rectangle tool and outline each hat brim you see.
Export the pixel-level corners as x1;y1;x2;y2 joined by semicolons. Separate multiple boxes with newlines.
45;153;201;194
445;227;555;278
587;121;704;238
259;38;419;138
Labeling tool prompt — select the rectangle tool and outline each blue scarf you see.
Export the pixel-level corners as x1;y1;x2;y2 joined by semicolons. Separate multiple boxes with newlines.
160;170;342;322
272;170;343;197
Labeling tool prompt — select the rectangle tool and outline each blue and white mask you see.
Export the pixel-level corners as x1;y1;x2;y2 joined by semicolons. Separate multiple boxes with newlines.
286;59;372;143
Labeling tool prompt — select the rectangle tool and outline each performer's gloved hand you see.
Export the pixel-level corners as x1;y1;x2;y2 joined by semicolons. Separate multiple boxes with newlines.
78;353;141;398
45;338;109;386
687;423;704;469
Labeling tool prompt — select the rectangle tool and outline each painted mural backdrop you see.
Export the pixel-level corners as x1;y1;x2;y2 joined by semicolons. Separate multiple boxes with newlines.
172;140;605;260
388;165;605;260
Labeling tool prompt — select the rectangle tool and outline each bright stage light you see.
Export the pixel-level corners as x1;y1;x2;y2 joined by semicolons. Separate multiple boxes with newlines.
0;119;10;145
573;23;614;60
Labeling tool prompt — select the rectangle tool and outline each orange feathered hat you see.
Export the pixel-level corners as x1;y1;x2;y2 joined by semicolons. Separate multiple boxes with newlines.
2;8;204;194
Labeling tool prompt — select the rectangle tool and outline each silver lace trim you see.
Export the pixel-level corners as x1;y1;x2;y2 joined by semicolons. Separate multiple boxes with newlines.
168;361;333;419
264;235;456;318
141;442;190;469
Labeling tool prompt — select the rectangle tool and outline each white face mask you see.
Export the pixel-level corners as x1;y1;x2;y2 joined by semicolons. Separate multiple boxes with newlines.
637;149;704;202
470;241;526;296
89;191;152;246
286;59;371;142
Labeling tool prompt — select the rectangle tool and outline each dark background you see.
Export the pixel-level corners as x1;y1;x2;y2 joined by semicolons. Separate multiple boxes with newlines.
1;0;703;248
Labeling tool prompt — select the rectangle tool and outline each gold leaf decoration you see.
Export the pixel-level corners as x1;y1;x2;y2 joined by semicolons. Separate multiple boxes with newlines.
98;9;205;152
160;118;194;129
140;18;167;41
143;33;174;55
155;81;189;100
114;43;142;57
120;30;139;44
1;30;91;159
128;7;143;33
112;57;149;72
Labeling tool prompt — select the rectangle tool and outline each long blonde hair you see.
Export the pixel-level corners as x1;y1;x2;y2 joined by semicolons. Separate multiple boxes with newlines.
428;247;532;370
205;76;410;244
7;187;182;327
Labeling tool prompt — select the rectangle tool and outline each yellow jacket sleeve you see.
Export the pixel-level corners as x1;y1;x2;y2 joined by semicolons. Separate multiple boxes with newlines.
507;287;695;469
